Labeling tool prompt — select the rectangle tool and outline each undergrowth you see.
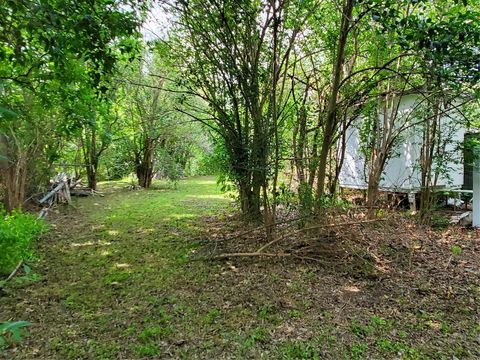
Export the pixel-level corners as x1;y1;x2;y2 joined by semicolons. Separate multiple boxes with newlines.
0;209;47;275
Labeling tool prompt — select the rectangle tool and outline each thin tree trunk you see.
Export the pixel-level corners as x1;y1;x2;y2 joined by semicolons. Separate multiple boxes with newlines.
2;154;27;212
316;0;354;201
419;97;440;221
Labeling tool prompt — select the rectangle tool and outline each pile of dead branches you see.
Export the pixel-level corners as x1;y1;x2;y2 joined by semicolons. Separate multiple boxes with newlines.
37;173;103;218
204;211;389;264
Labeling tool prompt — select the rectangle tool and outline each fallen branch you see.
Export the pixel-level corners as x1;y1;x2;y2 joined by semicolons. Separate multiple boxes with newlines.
39;182;65;204
212;252;290;260
91;189;105;197
211;218;388;261
37;207;49;219
212;251;332;264
214;214;317;244
256;218;387;253
2;261;23;286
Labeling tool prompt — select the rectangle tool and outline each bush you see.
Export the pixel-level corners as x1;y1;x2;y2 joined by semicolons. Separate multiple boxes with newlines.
0;209;46;275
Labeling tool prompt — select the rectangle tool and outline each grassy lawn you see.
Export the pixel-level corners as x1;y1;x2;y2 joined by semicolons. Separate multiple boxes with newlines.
1;176;479;359
1;177;234;359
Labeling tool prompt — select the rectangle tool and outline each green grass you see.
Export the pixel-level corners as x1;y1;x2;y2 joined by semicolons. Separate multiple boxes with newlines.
1;177;233;359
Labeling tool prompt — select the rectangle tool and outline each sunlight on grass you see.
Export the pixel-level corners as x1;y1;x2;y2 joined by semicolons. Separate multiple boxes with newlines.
166;213;196;220
185;194;227;200
71;241;95;247
195;180;218;185
115;263;131;269
72;241;113;248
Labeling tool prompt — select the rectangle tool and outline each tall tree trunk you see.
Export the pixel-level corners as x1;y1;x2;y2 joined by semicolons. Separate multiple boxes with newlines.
266;0;281;236
86;167;97;191
316;0;354;201
80;125;99;191
1;151;28;212
1;134;29;212
366;163;383;217
330;114;349;195
136;137;155;188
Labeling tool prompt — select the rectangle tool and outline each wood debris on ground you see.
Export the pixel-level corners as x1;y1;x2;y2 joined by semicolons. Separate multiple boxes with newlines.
37;173;103;219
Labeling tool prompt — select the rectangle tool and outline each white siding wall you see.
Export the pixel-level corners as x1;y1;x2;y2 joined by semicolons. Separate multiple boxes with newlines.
339;95;464;192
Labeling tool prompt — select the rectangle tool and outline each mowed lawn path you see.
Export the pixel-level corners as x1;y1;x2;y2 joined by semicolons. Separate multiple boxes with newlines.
1;177;235;359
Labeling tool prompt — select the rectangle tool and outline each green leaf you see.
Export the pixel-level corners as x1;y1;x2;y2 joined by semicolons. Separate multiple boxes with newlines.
0;106;18;119
0;321;32;345
22;263;31;274
0;321;33;334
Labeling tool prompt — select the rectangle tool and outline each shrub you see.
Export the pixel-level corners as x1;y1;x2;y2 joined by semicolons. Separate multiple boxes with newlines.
0;209;46;275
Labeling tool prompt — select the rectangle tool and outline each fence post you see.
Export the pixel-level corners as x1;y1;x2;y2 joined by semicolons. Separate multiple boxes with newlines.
473;147;480;228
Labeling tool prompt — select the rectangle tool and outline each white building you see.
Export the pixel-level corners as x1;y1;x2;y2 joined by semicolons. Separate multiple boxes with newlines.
339;94;466;193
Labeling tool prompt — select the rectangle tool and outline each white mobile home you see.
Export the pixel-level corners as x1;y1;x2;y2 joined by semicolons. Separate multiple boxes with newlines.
339;94;466;193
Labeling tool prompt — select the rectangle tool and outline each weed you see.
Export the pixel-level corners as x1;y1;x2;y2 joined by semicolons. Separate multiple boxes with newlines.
138;326;171;342
287;309;302;318
157;306;172;324
257;304;273;320
440;322;450;334
350;320;373;337
271;273;281;282
204;308;221;325
350;342;368;359
201;339;215;350
451;245;462;256
0;321;32;349
0;209;47;275
123;325;136;337
243;327;269;348
370;315;393;331
103;270;131;284
89;341;120;359
376;338;395;351
279;340;319;359
298;299;313;310
134;343;161;356
431;214;450;229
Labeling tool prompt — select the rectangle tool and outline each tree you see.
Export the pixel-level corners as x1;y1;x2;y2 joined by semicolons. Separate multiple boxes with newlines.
121;60;174;188
171;0;315;222
0;0;144;209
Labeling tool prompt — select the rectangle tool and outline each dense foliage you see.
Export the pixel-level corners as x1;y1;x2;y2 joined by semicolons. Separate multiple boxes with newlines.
0;209;46;275
0;0;479;221
1;2;480;357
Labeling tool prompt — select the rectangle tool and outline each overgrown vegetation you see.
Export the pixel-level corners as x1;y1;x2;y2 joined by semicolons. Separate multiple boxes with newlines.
0;209;46;275
1;0;480;358
1;0;479;219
